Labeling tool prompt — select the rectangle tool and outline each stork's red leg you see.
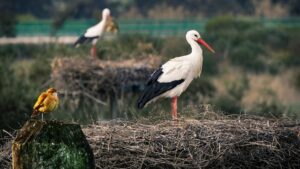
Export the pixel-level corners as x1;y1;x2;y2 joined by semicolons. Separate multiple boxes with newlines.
171;97;178;120
90;45;97;59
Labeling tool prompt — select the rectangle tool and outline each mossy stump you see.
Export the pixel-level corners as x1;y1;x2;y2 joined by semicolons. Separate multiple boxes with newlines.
12;120;94;169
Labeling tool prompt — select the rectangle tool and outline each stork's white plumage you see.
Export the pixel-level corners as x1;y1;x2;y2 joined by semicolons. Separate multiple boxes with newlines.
137;30;215;120
73;8;111;58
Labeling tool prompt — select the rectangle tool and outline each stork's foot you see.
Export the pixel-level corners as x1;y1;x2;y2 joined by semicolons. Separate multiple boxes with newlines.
172;113;178;121
172;117;179;121
172;117;179;126
171;113;179;121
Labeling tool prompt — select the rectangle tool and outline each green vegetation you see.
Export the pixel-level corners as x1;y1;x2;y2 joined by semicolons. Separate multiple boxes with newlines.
206;16;291;72
0;16;300;133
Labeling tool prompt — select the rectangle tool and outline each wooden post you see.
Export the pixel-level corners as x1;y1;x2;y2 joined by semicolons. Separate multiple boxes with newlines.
110;91;118;119
12;120;94;169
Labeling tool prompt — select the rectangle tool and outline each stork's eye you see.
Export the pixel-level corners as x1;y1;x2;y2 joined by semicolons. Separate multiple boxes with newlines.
194;34;198;38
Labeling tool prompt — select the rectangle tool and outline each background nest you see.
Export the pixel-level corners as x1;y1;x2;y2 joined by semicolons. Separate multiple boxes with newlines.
51;56;161;97
1;118;300;169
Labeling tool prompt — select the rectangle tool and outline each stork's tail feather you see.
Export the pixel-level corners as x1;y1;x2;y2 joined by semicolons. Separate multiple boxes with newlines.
73;35;86;47
136;84;157;109
136;79;184;109
31;109;40;118
137;97;147;109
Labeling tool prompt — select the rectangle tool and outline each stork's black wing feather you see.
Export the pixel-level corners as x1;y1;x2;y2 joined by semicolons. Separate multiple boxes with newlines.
73;35;99;47
137;67;184;109
146;67;164;85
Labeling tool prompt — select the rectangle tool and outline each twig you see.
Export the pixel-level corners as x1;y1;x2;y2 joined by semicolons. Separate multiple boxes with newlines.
2;130;14;138
138;147;149;169
82;91;107;106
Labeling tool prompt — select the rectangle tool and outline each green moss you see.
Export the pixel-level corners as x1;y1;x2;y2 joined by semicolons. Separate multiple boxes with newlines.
13;120;94;169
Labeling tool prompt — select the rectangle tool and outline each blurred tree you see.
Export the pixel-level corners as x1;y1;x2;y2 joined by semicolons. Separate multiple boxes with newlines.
252;0;289;18
0;0;17;37
283;30;300;66
206;16;292;72
214;95;242;114
132;0;255;18
249;99;288;118
0;59;33;132
0;12;17;37
290;0;300;15
51;0;94;35
14;0;54;18
2;0;299;20
230;41;266;72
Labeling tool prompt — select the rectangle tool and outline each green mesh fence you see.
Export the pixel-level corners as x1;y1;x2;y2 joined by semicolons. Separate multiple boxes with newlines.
16;18;300;37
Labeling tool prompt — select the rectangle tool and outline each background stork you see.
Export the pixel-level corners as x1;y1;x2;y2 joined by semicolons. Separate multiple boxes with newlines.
137;30;215;120
73;8;118;59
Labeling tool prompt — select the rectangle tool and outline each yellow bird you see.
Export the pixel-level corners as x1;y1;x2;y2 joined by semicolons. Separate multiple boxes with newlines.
105;18;119;33
31;88;59;121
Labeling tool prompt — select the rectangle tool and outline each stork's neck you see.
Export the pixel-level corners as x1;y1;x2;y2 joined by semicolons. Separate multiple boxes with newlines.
190;41;203;56
188;41;204;77
96;17;107;28
102;16;108;22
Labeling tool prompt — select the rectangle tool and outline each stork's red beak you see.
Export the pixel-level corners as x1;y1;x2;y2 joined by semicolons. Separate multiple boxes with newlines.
196;38;215;53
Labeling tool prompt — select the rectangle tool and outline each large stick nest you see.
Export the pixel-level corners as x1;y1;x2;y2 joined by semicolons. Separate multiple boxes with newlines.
83;118;300;169
51;56;161;96
1;118;300;168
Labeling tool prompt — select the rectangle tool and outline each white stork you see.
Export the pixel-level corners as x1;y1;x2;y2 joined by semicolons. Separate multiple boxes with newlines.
137;30;215;120
73;8;112;59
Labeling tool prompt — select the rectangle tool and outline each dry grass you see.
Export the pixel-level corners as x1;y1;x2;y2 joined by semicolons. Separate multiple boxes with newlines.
1;117;300;169
0;131;15;169
212;65;300;112
242;70;300;109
